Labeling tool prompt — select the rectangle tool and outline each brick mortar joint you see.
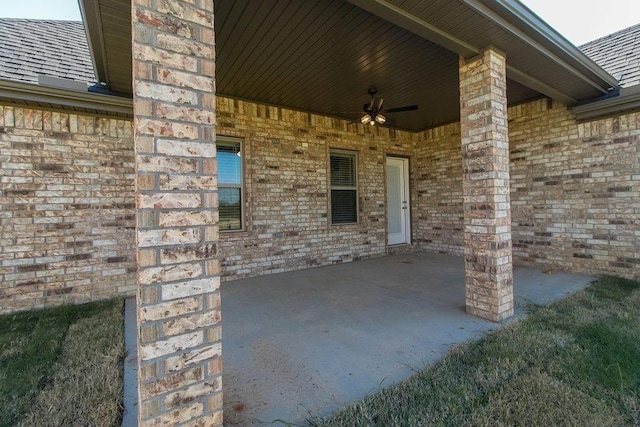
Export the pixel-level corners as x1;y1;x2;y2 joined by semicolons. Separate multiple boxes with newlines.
132;4;214;32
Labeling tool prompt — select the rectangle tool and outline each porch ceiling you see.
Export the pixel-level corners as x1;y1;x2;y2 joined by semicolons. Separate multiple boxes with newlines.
81;0;619;132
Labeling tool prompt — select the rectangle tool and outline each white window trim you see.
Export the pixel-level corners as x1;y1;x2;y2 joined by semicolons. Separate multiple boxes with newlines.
217;136;245;232
329;149;359;225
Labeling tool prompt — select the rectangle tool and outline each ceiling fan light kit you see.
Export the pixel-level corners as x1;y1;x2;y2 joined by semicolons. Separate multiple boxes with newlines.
360;113;372;124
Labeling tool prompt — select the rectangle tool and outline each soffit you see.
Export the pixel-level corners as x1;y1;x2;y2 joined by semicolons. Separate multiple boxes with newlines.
82;0;132;95
82;0;618;132
381;0;617;99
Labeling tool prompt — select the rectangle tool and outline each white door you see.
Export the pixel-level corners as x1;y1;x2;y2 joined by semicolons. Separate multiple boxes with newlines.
386;157;411;245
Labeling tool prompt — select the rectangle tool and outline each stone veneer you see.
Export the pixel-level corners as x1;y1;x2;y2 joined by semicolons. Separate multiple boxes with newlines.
0;106;135;313
132;0;222;424
458;48;514;321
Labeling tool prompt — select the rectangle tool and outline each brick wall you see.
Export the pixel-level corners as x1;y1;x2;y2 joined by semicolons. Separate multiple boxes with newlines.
458;48;514;322
509;99;640;279
0;105;136;313
414;99;639;280
0;98;416;314
131;0;223;423
1;95;638;315
215;97;415;280
414;122;464;255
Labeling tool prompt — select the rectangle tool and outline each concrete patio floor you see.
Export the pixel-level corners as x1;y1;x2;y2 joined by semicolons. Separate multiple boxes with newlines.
122;252;595;425
220;252;595;425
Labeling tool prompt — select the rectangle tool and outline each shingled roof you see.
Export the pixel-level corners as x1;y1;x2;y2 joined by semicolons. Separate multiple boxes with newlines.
0;18;96;87
580;23;640;88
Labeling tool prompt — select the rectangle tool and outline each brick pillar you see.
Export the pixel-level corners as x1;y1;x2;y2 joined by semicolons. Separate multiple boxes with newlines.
459;47;514;322
132;1;222;425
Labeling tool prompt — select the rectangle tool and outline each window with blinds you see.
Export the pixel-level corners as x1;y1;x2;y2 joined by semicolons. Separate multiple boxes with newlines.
330;150;358;224
217;139;243;231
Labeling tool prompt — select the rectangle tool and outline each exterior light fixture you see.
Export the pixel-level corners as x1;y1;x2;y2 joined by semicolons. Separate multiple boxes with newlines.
361;113;386;125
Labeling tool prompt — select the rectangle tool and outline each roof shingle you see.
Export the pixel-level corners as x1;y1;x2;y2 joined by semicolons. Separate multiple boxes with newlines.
0;18;96;87
580;23;640;88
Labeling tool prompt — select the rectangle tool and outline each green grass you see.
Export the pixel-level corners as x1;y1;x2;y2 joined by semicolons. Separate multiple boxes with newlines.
311;276;640;426
0;299;125;427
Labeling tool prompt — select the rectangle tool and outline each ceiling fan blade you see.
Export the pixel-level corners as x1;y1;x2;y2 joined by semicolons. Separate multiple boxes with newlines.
372;97;384;111
385;105;418;113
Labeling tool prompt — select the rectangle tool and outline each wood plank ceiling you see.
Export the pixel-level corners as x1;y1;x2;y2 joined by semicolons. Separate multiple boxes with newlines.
88;0;616;131
216;0;467;131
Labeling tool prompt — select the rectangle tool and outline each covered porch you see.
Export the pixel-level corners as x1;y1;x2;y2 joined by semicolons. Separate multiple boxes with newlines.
76;0;618;424
219;252;593;425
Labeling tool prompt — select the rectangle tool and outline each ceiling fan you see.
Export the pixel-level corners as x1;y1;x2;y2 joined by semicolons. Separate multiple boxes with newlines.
360;86;418;126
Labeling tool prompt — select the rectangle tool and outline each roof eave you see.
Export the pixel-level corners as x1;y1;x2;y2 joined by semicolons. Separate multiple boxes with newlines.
78;0;109;87
573;85;640;121
465;0;619;96
349;0;620;104
492;0;619;89
0;78;133;117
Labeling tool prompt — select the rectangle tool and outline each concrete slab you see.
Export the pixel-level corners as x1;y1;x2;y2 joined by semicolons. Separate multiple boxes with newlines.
221;252;594;425
122;296;138;427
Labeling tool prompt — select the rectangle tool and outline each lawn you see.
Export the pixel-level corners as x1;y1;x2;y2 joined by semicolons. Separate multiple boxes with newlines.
1;278;639;427
311;276;640;426
0;298;125;427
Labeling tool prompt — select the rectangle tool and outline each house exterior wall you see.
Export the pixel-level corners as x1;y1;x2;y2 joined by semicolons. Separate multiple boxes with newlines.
0;105;135;313
1;95;638;314
215;97;415;280
509;99;639;279
0;99;417;315
415;98;639;280
414;122;464;254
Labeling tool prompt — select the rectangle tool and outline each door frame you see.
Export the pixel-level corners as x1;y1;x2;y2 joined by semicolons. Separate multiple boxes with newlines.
385;156;411;246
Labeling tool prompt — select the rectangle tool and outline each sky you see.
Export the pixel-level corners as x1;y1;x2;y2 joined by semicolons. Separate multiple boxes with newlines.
0;0;639;46
523;0;640;45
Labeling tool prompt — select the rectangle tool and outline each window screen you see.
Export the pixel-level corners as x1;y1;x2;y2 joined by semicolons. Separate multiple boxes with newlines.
217;140;243;231
330;151;358;224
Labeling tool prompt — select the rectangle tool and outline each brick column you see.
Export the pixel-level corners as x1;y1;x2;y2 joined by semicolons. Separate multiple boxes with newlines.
459;47;514;322
132;1;222;425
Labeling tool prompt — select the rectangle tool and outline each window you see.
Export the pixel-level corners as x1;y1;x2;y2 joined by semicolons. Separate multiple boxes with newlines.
330;150;358;224
217;139;243;231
